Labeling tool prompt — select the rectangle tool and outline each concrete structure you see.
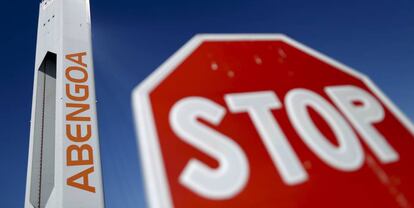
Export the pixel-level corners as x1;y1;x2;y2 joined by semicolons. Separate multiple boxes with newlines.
25;0;104;207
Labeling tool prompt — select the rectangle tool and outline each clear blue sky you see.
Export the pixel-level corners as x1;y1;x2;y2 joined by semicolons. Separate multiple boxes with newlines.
0;0;413;207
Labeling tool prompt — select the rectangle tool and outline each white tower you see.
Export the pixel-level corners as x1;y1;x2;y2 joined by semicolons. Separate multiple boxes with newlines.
25;0;105;207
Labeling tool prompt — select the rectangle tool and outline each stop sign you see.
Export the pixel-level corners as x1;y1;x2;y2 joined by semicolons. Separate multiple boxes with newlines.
132;34;414;208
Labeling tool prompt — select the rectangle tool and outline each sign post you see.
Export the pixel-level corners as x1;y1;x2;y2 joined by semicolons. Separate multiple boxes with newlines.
133;34;414;208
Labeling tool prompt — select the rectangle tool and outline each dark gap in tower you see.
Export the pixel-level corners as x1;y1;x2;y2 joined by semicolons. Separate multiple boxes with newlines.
30;52;56;208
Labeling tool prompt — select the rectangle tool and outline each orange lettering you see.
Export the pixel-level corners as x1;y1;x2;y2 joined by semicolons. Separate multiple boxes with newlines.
66;84;89;101
66;103;91;121
66;66;88;83
67;167;96;193
66;124;92;142
66;52;88;67
67;144;94;166
65;52;97;194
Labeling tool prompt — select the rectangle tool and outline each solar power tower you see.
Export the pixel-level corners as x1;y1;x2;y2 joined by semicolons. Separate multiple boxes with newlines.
25;0;105;207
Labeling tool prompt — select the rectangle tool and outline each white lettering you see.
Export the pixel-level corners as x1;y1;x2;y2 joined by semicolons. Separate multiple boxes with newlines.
170;97;249;200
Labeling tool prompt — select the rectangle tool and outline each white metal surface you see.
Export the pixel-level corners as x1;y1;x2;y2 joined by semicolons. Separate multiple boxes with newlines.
25;0;105;207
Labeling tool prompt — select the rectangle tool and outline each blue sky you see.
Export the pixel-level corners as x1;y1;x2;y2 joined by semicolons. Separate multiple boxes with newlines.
0;0;413;207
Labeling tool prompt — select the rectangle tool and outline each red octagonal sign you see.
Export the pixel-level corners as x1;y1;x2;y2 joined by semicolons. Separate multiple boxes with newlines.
132;34;414;208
